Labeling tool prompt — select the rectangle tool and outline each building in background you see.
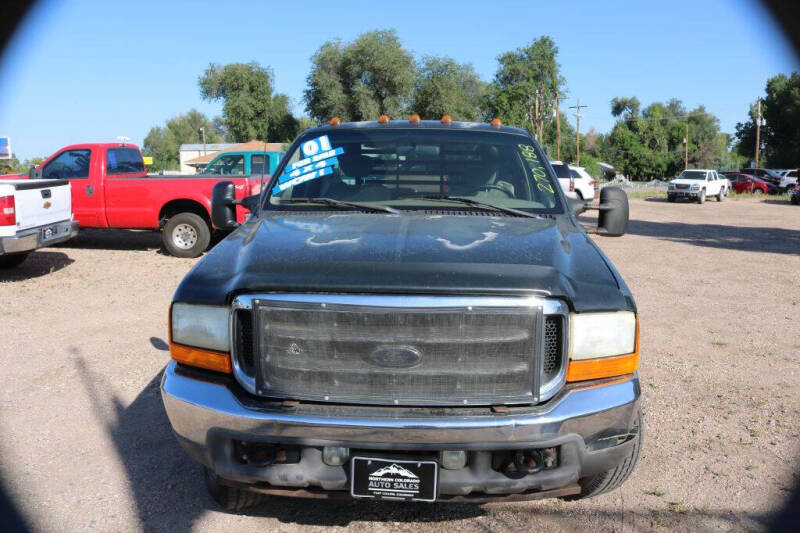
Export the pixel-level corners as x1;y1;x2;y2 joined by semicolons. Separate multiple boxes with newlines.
178;143;236;174
183;140;285;173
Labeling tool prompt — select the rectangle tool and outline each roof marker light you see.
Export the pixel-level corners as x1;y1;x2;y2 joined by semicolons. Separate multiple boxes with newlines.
409;114;421;124
378;114;390;124
329;117;341;126
490;118;502;128
440;115;453;125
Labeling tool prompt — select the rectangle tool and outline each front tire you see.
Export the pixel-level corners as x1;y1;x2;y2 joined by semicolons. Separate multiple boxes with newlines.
697;190;706;204
0;252;30;268
162;212;211;258
753;188;764;196
716;188;724;201
569;408;643;499
204;468;266;511
667;195;676;202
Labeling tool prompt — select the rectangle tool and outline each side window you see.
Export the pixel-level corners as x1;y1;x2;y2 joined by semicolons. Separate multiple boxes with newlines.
106;148;144;175
205;154;245;175
42;149;91;179
251;155;266;175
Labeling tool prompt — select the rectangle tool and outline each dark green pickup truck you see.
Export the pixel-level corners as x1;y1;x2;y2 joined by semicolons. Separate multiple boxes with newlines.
161;118;641;508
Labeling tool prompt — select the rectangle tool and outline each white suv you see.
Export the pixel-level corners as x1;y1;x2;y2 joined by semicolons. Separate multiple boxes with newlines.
551;161;595;201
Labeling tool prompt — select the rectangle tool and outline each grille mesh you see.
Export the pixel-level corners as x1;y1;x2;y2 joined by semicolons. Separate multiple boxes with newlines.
235;309;254;374
543;316;562;376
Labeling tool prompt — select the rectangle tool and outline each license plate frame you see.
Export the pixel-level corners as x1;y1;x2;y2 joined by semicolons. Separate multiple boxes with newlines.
41;224;59;241
350;456;438;502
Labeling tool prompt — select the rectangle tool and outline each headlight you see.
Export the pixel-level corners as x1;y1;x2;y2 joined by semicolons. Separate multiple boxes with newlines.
170;303;231;373
567;311;638;382
690;184;699;190
668;183;675;189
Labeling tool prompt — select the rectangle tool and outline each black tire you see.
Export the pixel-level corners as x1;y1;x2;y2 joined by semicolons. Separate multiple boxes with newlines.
697;190;705;204
570;408;643;499
716;188;724;202
162;212;211;258
574;190;584;201
667;195;676;202
204;468;266;511
0;252;30;268
753;188;764;196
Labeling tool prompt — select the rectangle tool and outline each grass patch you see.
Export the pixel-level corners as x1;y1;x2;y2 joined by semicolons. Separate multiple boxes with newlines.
711;340;728;347
645;489;666;497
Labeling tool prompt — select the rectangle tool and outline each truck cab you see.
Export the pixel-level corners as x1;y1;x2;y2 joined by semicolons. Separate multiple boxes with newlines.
201;151;283;177
161;119;640;507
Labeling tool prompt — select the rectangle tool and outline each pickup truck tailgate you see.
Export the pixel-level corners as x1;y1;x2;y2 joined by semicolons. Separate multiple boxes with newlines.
5;180;72;230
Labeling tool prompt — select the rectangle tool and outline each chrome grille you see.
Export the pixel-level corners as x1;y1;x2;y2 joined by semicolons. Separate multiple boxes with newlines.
232;294;567;405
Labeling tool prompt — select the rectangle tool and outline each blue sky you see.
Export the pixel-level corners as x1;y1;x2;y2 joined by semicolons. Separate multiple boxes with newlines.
0;0;797;160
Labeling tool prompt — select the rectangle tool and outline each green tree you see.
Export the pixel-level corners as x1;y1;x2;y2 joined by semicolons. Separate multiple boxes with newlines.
410;56;486;121
143;109;220;172
199;62;299;143
305;30;416;122
735;72;800;167
485;36;566;141
1;154;45;175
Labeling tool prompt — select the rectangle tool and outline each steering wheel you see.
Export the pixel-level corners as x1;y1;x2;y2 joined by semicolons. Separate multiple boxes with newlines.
463;184;515;198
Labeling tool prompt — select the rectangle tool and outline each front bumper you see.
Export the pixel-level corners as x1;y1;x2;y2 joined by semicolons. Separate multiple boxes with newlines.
668;189;699;198
161;361;640;500
0;220;78;254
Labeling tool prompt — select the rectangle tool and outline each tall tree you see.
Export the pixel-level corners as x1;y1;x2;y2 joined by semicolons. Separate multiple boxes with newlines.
485;36;566;141
305;30;415;122
410;56;486;121
199;62;299;143
143;109;220;172
735;72;800;167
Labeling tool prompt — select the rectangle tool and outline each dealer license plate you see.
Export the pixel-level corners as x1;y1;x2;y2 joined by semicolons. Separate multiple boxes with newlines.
350;457;438;502
41;225;58;240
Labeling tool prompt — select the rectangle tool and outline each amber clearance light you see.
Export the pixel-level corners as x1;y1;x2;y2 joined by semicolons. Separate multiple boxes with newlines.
329;116;342;126
566;315;640;382
409;114;421;124
378;114;390;124
170;343;232;374
440;114;453;125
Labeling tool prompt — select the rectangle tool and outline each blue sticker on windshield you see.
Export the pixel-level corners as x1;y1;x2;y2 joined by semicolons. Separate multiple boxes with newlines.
272;135;344;194
272;167;334;194
279;156;339;184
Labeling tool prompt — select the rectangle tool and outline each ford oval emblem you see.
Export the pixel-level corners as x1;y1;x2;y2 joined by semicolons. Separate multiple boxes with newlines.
369;346;422;368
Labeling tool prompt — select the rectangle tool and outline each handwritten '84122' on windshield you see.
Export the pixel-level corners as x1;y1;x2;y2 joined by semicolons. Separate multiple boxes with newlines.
518;144;554;194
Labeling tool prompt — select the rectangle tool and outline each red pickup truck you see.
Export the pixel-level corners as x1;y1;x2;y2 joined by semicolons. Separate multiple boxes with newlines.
1;143;262;257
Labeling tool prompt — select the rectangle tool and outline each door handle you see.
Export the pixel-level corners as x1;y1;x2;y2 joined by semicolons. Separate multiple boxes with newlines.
86;185;94;196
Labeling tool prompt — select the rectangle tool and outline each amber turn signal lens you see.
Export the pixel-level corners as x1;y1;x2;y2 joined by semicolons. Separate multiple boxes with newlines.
170;342;232;374
409;114;421;124
440;114;453;124
378;114;390;124
329;116;341;126
490;118;502;127
566;352;638;382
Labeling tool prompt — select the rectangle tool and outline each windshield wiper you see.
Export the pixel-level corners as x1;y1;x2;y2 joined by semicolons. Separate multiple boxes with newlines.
277;197;401;214
397;195;543;219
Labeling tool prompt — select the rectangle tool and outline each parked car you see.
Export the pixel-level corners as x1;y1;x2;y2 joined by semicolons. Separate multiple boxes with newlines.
0;143;271;257
0;178;78;267
790;183;800;205
199;149;283;177
568;166;596;201
162;118;641;507
727;173;778;195
740;168;782;186
779;169;797;193
667;169;727;203
550;160;575;198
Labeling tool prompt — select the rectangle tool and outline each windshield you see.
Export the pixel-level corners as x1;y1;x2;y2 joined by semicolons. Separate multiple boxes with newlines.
267;129;562;213
677;170;707;180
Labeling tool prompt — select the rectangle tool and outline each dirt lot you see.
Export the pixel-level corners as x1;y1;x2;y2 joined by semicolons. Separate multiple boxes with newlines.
1;197;798;531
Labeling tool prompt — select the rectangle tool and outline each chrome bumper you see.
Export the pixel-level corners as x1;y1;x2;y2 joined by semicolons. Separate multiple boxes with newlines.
0;220;78;254
161;361;640;497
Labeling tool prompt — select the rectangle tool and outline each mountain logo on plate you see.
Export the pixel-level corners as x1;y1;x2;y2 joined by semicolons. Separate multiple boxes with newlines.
370;463;419;479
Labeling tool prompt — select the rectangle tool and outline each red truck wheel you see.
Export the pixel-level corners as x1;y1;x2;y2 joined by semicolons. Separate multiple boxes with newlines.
162;212;211;258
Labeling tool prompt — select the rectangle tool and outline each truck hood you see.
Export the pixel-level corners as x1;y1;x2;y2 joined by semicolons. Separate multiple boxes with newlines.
670;179;704;186
174;212;634;312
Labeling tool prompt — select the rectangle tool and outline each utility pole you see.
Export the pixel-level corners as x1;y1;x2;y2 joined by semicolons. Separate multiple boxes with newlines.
199;127;207;155
556;93;561;161
569;99;588;165
684;123;689;170
754;98;762;168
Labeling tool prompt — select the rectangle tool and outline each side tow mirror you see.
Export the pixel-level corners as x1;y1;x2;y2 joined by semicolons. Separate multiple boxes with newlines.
211;181;239;230
596;186;629;236
29;166;42;179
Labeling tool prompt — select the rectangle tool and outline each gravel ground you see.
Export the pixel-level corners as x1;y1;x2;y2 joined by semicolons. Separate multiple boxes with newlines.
1;197;798;532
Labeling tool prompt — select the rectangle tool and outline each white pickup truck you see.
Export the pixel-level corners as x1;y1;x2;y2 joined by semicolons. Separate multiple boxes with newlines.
0;179;78;268
667;169;728;203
